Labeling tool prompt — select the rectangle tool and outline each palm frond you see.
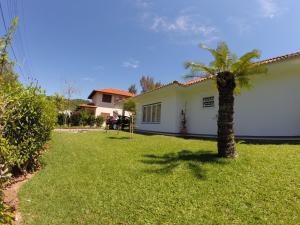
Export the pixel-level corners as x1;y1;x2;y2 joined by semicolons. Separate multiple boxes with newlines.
200;43;224;70
182;74;201;80
239;49;261;62
184;62;217;77
243;64;268;76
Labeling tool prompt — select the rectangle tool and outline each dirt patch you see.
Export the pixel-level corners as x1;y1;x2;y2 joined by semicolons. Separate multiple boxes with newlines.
3;173;36;225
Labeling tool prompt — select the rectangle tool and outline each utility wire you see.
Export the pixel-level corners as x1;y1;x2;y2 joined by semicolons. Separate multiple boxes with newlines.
0;0;25;77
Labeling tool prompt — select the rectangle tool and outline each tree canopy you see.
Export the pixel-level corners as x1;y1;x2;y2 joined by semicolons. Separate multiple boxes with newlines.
140;75;162;93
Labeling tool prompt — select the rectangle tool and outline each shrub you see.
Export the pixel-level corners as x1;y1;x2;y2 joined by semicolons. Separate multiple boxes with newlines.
87;114;96;127
79;111;90;126
0;200;14;225
70;110;95;126
1;84;57;173
70;111;81;126
57;113;66;126
95;115;104;127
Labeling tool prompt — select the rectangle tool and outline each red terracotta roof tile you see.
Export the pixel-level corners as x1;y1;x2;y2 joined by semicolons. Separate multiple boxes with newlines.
88;88;135;99
257;51;300;65
134;51;300;98
79;104;98;108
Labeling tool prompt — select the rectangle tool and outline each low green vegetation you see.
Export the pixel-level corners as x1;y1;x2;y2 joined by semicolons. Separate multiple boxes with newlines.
57;111;104;127
19;132;300;225
0;18;57;224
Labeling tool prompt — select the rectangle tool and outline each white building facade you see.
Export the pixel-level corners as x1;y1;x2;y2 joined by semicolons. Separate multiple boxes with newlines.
80;88;134;118
133;52;300;139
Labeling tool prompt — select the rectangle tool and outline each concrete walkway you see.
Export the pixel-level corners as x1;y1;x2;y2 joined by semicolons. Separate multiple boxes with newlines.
54;128;104;133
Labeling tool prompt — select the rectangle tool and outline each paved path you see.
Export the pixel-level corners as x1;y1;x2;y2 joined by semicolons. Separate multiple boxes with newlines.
54;128;104;133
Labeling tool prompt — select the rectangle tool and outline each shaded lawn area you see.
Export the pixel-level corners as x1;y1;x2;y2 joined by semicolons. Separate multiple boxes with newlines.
19;132;300;225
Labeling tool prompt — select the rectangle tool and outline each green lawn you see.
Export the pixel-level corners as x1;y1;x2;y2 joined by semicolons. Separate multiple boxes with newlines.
19;132;300;225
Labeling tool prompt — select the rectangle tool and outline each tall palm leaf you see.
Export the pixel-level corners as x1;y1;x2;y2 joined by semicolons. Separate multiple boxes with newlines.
185;42;266;158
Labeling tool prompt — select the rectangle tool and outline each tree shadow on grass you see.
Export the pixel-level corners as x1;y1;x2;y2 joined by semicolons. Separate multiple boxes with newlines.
141;150;227;179
107;136;131;140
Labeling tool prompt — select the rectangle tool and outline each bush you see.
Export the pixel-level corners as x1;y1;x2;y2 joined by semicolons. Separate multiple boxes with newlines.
70;110;96;127
0;200;14;225
87;115;96;127
1;84;57;173
95;115;104;127
57;113;66;126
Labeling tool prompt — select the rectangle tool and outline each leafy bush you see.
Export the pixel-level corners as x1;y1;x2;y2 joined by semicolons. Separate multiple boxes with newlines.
1;84;57;173
95;115;104;127
69;111;81;126
87;114;96;126
0;200;14;225
57;113;70;126
70;110;97;127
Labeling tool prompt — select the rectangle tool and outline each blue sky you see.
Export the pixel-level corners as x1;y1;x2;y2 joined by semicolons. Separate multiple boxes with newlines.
1;0;299;98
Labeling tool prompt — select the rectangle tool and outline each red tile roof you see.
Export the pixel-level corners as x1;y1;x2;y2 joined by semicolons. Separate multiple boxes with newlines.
257;51;300;65
79;104;98;108
88;88;135;99
134;51;300;97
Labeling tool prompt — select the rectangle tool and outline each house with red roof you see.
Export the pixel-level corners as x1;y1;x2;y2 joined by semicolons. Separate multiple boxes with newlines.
79;88;134;118
133;51;300;140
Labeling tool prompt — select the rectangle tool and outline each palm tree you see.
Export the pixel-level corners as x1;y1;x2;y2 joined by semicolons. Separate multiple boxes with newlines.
185;42;266;158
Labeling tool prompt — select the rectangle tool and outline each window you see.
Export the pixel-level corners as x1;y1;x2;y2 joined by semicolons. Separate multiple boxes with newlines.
142;103;161;123
102;94;112;103
203;96;214;108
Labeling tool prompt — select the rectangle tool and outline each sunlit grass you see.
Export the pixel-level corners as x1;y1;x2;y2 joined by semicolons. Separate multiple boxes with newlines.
19;132;300;224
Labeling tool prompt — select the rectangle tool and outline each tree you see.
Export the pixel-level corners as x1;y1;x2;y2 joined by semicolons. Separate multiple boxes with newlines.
62;80;80;111
128;84;137;95
185;42;266;158
139;75;162;93
52;93;66;112
123;99;136;138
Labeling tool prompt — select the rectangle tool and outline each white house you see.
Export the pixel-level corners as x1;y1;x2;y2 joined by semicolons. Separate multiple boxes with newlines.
79;88;134;118
133;51;300;139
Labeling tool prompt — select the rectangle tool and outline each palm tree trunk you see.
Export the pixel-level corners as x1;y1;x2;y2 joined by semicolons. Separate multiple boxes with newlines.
217;71;237;158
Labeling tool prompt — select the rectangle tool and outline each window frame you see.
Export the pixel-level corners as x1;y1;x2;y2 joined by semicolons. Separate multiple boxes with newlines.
102;94;112;103
142;102;162;124
202;96;215;108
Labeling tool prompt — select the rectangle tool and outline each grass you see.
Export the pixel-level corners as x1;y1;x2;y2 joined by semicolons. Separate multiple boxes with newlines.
19;132;300;225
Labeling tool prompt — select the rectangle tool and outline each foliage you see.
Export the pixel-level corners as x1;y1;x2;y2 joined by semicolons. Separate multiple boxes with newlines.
57;113;68;126
1;84;57;173
139;75;162;93
123;99;136;113
51;93;66;112
69;110;100;127
95;115;104;127
185;42;267;158
184;42;267;94
19;132;300;225
48;94;89;112
0;17;57;223
0;200;14;225
128;84;137;94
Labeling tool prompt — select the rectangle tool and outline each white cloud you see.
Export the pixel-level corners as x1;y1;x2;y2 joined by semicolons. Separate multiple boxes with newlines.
122;59;140;69
92;65;104;71
135;0;151;9
150;15;216;36
82;77;94;82
227;17;252;34
258;0;280;18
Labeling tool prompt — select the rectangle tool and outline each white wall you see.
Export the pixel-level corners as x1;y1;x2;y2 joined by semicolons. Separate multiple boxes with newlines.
180;81;218;135
234;62;300;136
135;87;180;133
92;93;130;117
134;58;300;137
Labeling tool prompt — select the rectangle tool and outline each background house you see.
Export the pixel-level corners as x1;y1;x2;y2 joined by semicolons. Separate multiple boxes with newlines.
79;88;134;118
133;51;300;139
